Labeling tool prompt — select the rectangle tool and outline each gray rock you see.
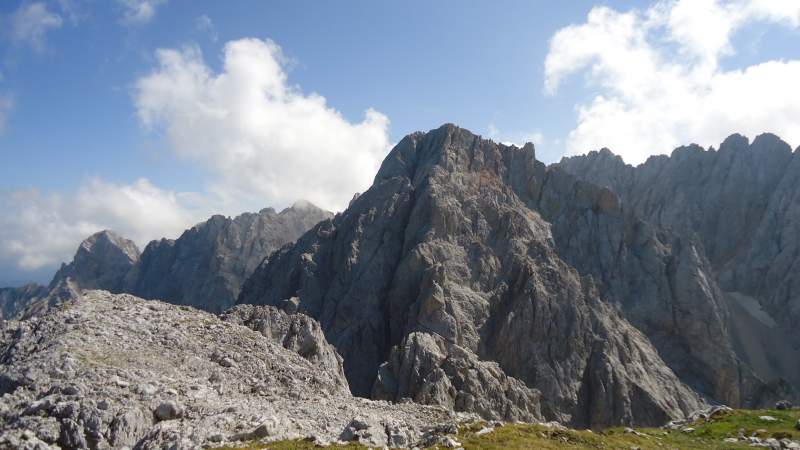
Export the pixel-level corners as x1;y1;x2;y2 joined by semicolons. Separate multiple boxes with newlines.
0;204;331;320
238;124;704;427
58;418;87;449
0;291;460;448
154;401;182;421
558;134;800;404
109;408;149;448
221;304;348;389
218;357;235;368
372;332;541;422
776;400;792;410
52;230;141;293
125;203;332;313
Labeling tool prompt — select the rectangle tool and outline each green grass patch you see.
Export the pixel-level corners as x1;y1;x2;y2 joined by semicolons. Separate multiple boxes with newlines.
212;408;800;449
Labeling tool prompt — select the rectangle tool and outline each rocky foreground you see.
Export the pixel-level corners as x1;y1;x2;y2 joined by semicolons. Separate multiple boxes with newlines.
0;291;466;449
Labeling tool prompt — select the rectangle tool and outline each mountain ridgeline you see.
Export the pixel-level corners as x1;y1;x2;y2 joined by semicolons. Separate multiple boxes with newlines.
558;135;800;393
0;203;332;319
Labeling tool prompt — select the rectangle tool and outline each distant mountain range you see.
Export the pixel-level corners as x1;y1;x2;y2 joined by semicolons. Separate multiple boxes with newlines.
0;202;332;319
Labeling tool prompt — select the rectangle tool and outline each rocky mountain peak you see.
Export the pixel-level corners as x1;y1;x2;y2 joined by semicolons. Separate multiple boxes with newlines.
751;132;793;154
719;133;750;151
239;124;705;427
51;229;141;293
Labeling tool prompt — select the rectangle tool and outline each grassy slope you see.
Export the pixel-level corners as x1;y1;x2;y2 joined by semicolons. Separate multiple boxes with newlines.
213;408;800;449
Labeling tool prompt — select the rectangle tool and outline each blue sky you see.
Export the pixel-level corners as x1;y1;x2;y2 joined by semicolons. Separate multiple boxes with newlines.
1;0;799;285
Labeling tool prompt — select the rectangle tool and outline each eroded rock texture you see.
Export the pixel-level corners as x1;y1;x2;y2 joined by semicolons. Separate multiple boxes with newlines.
0;291;460;449
559;135;800;402
0;204;331;318
125;203;332;312
239;124;704;427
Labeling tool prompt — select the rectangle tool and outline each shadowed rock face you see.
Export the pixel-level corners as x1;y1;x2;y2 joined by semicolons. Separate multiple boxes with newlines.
238;124;704;427
124;204;332;313
558;135;800;400
0;284;48;320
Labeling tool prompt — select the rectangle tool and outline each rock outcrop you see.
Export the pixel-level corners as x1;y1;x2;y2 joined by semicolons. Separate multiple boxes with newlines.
220;303;348;389
558;135;800;400
239;124;704;427
0;291;461;449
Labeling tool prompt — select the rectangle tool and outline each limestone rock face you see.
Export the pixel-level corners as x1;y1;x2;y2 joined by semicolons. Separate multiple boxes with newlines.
0;291;460;449
372;332;542;423
52;230;141;293
125;204;332;313
558;134;800;401
239;124;704;427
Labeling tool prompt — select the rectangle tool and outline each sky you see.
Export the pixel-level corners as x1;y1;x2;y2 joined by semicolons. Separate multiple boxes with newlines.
0;0;799;286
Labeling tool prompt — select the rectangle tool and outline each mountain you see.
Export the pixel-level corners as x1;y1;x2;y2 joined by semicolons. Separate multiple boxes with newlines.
0;203;331;318
4;123;798;435
558;135;800;395
238;124;707;427
124;203;332;312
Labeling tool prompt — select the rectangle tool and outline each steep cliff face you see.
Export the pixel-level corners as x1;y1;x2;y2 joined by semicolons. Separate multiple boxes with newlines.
558;135;800;396
534;168;757;407
239;124;704;427
125;204;332;313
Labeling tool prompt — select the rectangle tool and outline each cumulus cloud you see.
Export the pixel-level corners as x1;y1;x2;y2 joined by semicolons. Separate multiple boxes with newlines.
119;0;166;25
134;38;391;212
545;0;800;164
10;2;63;51
0;37;388;280
0;178;211;271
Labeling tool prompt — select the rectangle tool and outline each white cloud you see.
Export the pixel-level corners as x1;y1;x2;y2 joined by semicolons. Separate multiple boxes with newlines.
0;178;211;271
0;94;13;133
545;0;800;164
119;0;166;25
134;38;391;212
10;2;63;51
